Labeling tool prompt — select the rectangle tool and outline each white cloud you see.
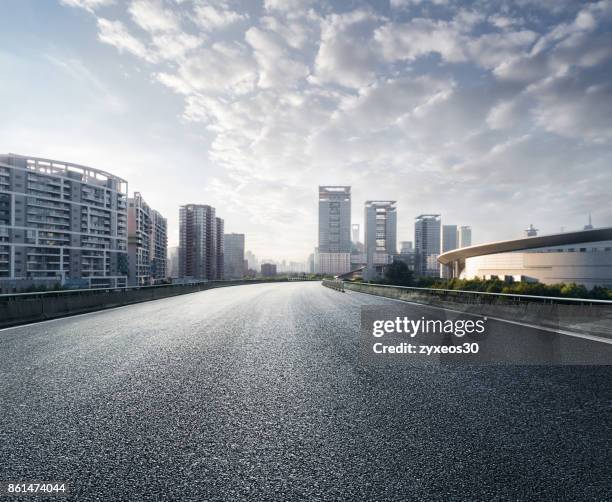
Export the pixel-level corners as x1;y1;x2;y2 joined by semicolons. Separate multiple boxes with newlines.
313;10;382;88
128;0;181;33
194;2;247;31
245;27;309;88
97;18;155;62
60;0;114;13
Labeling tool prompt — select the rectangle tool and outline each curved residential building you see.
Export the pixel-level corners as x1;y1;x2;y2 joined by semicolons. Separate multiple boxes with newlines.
438;227;612;289
0;153;128;291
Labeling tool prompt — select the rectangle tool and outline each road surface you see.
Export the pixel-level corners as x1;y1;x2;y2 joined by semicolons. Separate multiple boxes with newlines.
1;282;610;500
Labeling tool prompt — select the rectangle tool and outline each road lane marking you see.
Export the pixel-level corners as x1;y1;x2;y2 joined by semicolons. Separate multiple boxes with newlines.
348;289;612;346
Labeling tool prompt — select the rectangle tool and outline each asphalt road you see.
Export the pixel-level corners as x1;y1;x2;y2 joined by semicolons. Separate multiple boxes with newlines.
1;282;610;501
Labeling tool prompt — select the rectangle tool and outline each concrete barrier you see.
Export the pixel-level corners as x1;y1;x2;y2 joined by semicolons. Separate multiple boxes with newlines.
0;279;288;329
343;282;612;339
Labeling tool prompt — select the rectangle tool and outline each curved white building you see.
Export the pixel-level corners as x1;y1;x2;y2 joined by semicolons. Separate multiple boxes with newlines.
438;227;612;289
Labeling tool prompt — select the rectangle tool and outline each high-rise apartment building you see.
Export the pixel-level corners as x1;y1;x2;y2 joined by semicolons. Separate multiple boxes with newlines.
128;193;167;286
0;153;128;291
149;209;167;283
415;214;441;277
128;193;151;286
364;201;397;277
224;233;245;279
317;186;351;275
179;204;222;281
458;226;472;248
215;217;224;280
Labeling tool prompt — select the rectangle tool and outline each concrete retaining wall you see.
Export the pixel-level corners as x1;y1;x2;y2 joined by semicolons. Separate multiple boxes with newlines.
0;280;286;329
344;282;612;339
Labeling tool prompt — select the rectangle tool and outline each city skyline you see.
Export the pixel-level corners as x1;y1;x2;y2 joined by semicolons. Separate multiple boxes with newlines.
1;1;611;261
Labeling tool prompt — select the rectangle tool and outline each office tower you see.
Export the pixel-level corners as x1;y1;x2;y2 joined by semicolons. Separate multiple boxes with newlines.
364;201;397;278
149;209;167;283
458;226;472;248
307;253;315;273
215;217;224;280
441;225;458;252
224;233;245;279
0;153;128;292
179;204;219;280
128;193;151;286
351;223;360;243
167;246;179;278
317;186;351;275
414;214;441;277
261;262;277;277
440;224;458;278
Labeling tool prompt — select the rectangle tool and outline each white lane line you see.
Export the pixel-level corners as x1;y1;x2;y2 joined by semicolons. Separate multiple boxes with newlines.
348;289;612;346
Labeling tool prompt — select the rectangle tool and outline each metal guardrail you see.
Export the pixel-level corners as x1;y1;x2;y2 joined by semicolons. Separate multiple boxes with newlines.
347;282;612;305
322;280;345;292
341;281;612;306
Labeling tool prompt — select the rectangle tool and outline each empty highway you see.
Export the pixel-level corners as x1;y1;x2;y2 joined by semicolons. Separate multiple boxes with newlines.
1;282;610;500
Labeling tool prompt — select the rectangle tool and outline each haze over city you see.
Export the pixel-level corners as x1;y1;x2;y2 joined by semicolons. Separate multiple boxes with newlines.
1;0;611;261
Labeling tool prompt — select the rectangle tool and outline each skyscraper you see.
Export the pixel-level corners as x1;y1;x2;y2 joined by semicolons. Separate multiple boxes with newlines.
224;233;245;279
179;204;220;281
351;223;360;243
458;226;472;248
317;186;351;275
364;201;397;277
441;225;458;252
0;153;128;291
415;214;441;277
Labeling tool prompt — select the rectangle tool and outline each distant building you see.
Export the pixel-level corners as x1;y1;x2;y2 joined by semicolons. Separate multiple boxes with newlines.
215;217;224;280
261;262;277;277
0;153;128;292
400;241;413;253
396;241;415;271
584;214;594;231
458;226;472;248
224;233;245;279
364;200;397;279
308;253;315;274
179;204;222;281
245;250;259;272
415;214;441;277
149;209;167;283
440;224;458;278
351;223;360;243
525;224;538;237
316;186;351;275
128;193;167;286
168;246;179;278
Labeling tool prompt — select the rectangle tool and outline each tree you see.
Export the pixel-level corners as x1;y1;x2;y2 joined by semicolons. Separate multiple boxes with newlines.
384;261;414;286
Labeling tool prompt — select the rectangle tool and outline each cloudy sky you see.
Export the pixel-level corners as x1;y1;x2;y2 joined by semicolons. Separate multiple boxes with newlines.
1;0;611;261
